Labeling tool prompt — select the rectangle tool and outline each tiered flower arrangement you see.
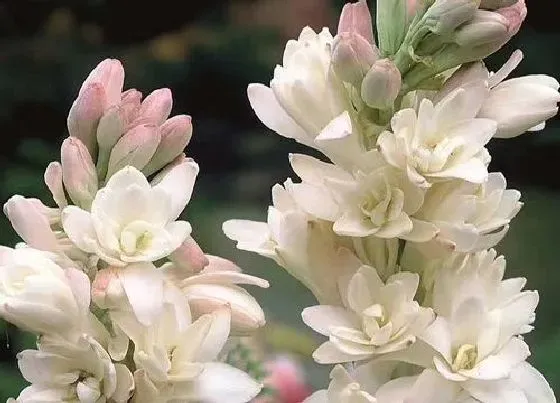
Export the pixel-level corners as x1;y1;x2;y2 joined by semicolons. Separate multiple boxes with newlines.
225;0;560;401
2;60;269;402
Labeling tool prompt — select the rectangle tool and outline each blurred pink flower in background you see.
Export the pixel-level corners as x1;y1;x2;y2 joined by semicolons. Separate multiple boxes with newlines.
254;355;311;403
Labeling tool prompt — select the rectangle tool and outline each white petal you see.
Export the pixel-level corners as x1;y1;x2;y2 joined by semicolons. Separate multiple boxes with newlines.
61;206;98;253
247;83;309;142
152;158;199;220
193;362;262;403
118;263;164;326
302;306;358;336
510;361;556;403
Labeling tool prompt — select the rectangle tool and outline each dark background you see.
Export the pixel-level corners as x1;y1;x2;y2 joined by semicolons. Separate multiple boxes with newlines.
0;0;558;398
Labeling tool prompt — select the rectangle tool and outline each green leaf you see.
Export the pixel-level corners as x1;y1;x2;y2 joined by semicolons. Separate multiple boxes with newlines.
376;0;408;56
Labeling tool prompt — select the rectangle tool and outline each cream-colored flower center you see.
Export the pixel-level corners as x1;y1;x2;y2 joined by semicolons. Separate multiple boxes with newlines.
120;228;153;255
452;344;478;372
359;182;403;226
362;304;388;337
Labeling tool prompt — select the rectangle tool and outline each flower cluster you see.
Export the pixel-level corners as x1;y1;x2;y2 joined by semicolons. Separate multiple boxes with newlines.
225;0;559;402
2;60;268;402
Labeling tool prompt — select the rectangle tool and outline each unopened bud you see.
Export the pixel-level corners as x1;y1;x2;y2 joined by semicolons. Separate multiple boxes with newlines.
361;59;402;109
169;237;209;278
4;196;58;251
120;89;143;126
184;284;266;333
80;59;124;107
137;88;173;126
106;124;161;179
142;115;193;176
92;268;126;309
497;0;526;36
67;82;106;155
97;106;125;151
332;33;379;85
424;0;479;36
338;0;375;45
61;137;99;209
44;162;67;208
453;10;509;47
96;106;126;180
480;0;516;10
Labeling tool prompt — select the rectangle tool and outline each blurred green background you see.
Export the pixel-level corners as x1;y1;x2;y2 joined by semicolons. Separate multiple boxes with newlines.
0;0;559;399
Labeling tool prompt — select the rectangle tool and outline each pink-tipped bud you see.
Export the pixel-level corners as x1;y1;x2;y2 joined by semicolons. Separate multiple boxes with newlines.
454;10;509;47
67;82;106;155
4;196;59;251
332;32;379;85
137;88;173;126
120;89;143;126
97;106;125;151
44;161;67;208
480;0;516;10
106;124;161;179
338;0;375;45
80;59;125;107
169;237;209;277
497;0;527;36
61;137;99;209
142;115;193;176
92;268;126;309
361;58;402;109
407;0;419;17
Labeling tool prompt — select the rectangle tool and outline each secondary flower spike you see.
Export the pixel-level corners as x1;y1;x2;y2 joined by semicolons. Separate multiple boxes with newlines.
3;58;266;402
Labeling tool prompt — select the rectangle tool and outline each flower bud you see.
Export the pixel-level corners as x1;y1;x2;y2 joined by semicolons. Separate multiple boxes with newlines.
480;0;516;9
453;10;509;47
337;0;375;45
480;75;560;138
92;268;127;309
97;106;125;151
44;161;67;208
332;33;379;86
497;0;526;36
96;106;126;180
120;89;143;126
67;82;106;155
137;88;173;126
106;124;161;179
80;59;124;107
0;248;88;337
361;59;402;109
4;196;59;251
61;137;99;209
142;115;193;176
168;237;209;278
423;0;479;36
183;284;266;334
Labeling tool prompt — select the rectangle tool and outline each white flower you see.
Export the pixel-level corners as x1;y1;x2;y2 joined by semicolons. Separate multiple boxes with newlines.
377;87;496;187
303;266;433;364
176;255;269;334
305;366;377;403
287;152;436;241
224;181;361;305
370;364;556;403
305;361;397;403
0;247;90;338
389;250;542;401
62;160;198;266
11;335;133;403
414;173;522;252
113;305;261;403
247;27;347;148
